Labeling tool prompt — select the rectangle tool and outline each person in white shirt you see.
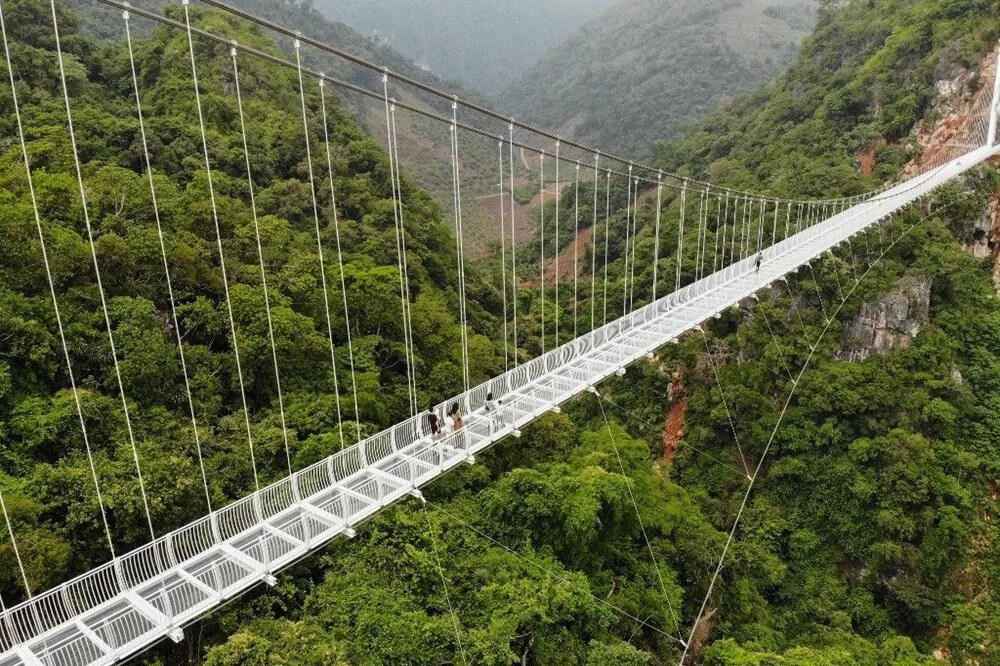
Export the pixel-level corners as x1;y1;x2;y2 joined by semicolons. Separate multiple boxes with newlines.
483;391;503;431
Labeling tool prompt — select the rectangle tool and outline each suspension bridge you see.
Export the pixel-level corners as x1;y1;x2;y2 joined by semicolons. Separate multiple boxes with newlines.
1;0;999;664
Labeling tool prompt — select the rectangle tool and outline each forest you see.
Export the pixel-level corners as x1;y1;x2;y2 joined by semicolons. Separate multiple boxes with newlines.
1;0;1000;664
0;0;503;597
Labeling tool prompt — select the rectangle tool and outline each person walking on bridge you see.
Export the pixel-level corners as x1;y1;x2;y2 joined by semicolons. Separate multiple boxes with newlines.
448;402;463;431
427;404;442;440
484;391;503;433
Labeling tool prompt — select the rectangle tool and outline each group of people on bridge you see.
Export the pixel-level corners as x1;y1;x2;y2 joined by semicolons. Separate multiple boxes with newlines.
425;392;505;441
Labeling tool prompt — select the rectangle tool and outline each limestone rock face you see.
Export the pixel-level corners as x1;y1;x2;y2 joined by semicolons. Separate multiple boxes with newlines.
964;205;995;258
903;48;997;176
838;275;931;362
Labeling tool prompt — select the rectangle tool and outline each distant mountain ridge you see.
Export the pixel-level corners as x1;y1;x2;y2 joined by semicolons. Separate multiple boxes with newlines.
502;0;819;156
310;0;618;94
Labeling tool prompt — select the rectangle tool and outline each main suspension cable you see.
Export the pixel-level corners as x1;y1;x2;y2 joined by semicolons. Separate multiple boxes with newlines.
95;0;880;212
194;0;877;204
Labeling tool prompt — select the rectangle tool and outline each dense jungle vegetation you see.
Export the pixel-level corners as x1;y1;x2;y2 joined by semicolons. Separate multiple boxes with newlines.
2;0;1000;664
0;0;504;595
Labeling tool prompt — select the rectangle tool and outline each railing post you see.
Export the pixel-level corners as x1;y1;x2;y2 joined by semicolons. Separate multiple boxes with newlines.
210;511;222;545
1;608;18;654
251;490;265;540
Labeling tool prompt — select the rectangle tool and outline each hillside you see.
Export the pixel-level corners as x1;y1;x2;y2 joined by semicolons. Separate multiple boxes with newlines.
5;0;1000;665
502;0;819;156
0;0;503;598
190;0;1000;662
215;0;503;197
311;0;617;94
68;0;474;95
657;0;1000;196
67;0;502;209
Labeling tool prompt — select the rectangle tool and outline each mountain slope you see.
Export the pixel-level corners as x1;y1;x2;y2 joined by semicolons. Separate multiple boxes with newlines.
67;0;499;204
656;0;1000;196
310;0;618;94
502;0;819;156
187;0;1000;660
6;0;1000;664
68;0;475;97
0;0;503;597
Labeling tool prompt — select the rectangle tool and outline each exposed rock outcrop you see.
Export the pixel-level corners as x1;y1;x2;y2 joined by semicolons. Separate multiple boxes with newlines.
896;46;1000;282
990;193;1000;290
904;48;998;176
837;275;931;362
963;203;996;258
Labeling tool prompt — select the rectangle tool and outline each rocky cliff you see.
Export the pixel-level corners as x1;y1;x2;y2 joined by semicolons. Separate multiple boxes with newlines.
837;275;931;362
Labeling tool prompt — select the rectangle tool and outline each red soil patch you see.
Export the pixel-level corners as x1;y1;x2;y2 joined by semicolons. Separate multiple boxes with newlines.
658;367;687;468
908;112;980;174
661;399;687;466
520;181;660;287
856;140;885;176
519;224;597;289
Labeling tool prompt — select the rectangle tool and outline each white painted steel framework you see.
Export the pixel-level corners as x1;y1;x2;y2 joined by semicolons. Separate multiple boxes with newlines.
1;142;996;666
